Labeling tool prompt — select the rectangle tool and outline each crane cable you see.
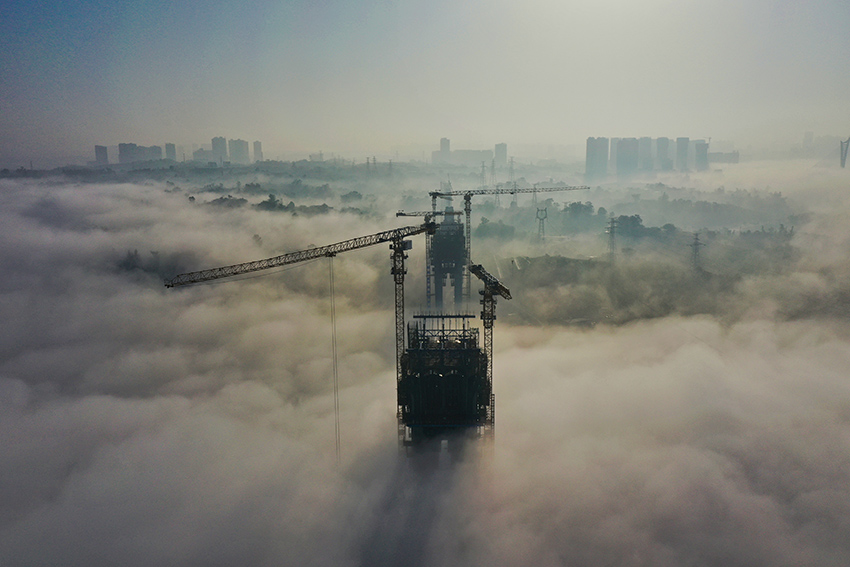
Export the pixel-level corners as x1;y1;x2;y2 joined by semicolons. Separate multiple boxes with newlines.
328;255;341;466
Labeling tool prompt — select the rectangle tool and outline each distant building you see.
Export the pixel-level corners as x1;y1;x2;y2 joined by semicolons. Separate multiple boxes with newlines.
584;137;608;181
708;151;739;164
253;141;263;163
616;138;639;177
608;137;620;173
192;148;217;163
211;137;227;163
638;137;653;171
94;145;108;166
432;138;451;164
431;138;495;167
228;139;250;164
494;143;507;166
165;143;176;161
694;140;709;171
676;137;689;171
309;151;324;162
656;137;672;170
118;143;162;163
118;143;133;163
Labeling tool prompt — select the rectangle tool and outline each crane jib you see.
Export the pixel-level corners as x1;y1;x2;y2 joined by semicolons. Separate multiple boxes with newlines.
164;222;435;288
429;184;590;199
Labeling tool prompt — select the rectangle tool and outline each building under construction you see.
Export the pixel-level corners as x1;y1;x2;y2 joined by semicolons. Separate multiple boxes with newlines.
398;315;490;447
165;208;510;452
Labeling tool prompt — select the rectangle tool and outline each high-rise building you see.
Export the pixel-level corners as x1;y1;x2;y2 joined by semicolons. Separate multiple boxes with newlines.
118;143;162;163
616;138;639;177
253;141;263;163
694;140;709;171
212;137;227;163
638;137;653;171
585;137;609;181
118;143;137;164
432;138;451;165
608;137;620;173
165;143;176;161
676;137;689;171
193;148;217;163
94;145;108;166
228;139;250;164
656;137;672;170
494;143;507;166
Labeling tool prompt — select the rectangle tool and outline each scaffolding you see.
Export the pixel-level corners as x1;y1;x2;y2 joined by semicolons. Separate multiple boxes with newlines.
398;315;489;446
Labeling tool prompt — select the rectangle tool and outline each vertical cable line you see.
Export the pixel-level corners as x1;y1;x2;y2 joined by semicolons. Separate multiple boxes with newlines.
328;255;340;466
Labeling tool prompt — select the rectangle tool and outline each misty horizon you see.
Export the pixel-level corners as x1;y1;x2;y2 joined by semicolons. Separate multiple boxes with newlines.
2;1;849;168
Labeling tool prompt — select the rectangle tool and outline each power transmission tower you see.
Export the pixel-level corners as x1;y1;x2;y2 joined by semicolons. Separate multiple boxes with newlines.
607;217;618;261
689;233;705;271
490;159;499;206
536;207;548;241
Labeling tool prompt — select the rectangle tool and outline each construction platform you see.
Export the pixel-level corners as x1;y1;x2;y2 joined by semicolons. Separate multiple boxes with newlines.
397;314;492;447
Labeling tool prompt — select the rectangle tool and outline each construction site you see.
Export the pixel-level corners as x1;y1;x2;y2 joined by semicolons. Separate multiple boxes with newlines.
164;180;599;454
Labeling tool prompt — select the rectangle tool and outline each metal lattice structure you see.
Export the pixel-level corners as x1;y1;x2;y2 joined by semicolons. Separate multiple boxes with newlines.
607;217;618;261
164;222;436;417
469;263;511;435
429;183;590;304
536;207;548;240
396;210;463;310
689;233;706;271
398;315;488;447
164;223;434;288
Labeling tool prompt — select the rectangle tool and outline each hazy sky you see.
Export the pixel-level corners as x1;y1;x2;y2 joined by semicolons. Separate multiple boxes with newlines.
2;0;849;165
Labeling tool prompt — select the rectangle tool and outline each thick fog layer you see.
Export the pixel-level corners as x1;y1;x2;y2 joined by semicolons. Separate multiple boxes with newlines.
2;167;850;566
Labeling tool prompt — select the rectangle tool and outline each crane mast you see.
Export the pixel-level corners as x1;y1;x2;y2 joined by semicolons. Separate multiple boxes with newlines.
469;263;511;435
397;210;463;309
428;183;590;304
164;198;516;449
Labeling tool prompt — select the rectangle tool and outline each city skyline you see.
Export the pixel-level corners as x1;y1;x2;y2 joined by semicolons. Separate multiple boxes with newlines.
2;1;849;168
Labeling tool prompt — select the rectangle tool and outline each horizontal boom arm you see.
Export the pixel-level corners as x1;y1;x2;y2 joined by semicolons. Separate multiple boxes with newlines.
430;183;589;199
469;263;511;299
165;222;436;287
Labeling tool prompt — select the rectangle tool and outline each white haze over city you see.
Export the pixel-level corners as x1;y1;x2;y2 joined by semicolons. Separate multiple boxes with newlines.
2;162;850;566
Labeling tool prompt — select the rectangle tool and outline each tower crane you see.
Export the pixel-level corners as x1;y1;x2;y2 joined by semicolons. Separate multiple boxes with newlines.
469;263;511;436
428;182;590;305
164;221;437;407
